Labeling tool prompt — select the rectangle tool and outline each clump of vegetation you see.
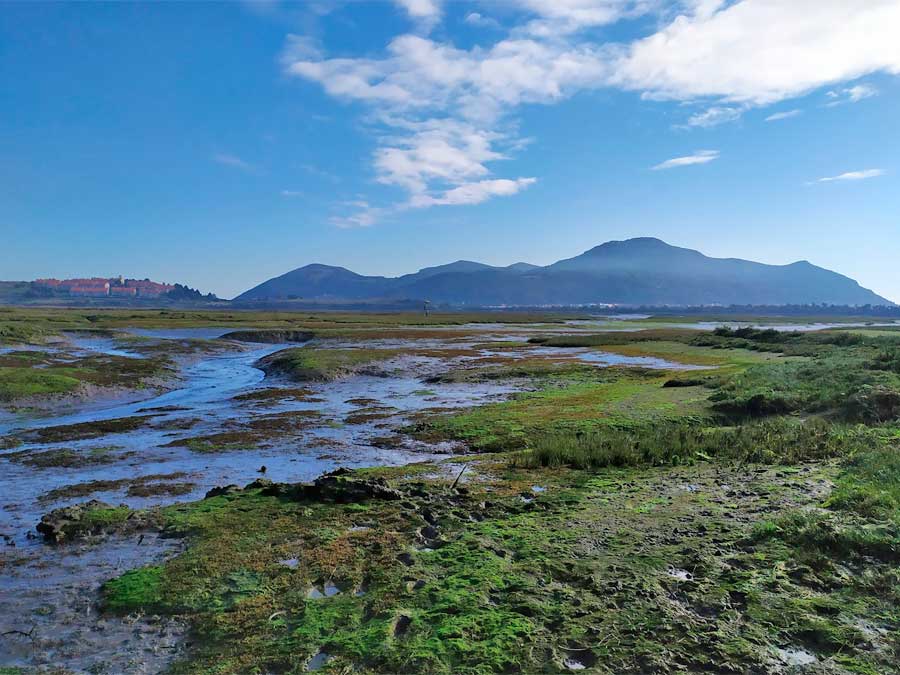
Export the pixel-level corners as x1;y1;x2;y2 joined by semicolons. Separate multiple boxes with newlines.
0;350;173;403
869;347;900;373
257;347;402;382
15;415;156;443
0;367;82;401
40;472;195;502
7;445;124;468
517;418;870;470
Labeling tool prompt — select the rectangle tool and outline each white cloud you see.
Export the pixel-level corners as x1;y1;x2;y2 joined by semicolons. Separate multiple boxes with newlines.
765;109;802;122
612;1;900;104
651;149;719;170
826;83;879;106
515;0;660;35
684;106;742;128
212;153;254;171
394;0;441;18
331;201;383;228
408;177;537;208
281;189;303;197
394;0;442;31
816;169;885;183
374;121;504;193
464;12;501;29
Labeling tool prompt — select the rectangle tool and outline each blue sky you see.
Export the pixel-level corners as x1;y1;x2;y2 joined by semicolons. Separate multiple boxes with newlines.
2;1;899;301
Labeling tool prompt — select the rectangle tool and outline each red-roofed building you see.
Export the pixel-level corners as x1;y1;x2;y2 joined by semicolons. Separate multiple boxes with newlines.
32;276;176;299
69;283;110;297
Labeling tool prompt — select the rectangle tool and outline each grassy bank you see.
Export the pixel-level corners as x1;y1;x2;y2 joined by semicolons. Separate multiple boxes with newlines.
0;350;173;402
257;347;404;382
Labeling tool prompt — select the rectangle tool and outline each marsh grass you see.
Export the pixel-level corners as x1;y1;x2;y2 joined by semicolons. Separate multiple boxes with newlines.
516;419;873;470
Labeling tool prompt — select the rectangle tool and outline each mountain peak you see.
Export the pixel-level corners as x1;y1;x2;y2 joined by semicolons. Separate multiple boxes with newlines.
585;237;672;254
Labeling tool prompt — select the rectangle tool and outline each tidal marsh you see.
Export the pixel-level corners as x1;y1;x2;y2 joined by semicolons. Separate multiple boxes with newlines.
1;309;898;673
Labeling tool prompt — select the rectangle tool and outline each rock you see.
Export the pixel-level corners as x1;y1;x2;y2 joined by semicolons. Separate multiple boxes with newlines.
296;469;403;503
257;465;267;474
393;613;412;637
204;485;241;498
397;552;415;567
36;500;116;543
245;478;274;490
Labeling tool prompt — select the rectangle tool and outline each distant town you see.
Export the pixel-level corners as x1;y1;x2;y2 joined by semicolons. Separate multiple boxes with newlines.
34;276;175;298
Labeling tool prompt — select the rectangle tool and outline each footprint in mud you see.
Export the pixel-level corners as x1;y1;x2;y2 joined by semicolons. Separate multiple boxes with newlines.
307;581;341;599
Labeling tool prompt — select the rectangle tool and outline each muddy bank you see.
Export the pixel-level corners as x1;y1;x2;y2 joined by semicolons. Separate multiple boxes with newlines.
0;532;185;673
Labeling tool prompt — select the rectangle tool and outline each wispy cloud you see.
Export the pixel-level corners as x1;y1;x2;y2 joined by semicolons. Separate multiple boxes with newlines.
299;163;340;183
826;83;878;107
651;150;719;171
815;169;885;183
280;189;303;197
463;11;500;29
212;153;254;171
765;109;802;122
684;106;742;129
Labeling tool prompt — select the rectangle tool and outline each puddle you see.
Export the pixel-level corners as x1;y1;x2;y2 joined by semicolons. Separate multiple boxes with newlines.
531;485;546;493
666;566;694;582
278;557;300;569
306;650;332;671
563;657;587;671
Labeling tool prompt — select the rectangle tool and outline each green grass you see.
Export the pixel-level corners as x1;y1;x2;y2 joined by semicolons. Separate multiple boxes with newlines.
413;368;712;451
0;367;81;400
516;418;871;470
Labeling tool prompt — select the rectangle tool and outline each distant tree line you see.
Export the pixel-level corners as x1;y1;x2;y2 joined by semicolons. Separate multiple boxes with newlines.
166;284;218;301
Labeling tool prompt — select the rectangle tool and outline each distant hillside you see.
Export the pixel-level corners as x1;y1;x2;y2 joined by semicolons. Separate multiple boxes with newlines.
236;238;892;307
0;278;219;307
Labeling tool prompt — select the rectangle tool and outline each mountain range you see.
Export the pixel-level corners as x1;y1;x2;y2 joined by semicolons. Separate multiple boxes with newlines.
236;238;890;307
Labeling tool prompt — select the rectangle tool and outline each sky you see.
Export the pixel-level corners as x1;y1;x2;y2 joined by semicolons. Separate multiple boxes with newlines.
2;0;899;301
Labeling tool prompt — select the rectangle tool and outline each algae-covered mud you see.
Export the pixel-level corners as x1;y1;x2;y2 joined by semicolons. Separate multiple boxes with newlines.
1;310;898;673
